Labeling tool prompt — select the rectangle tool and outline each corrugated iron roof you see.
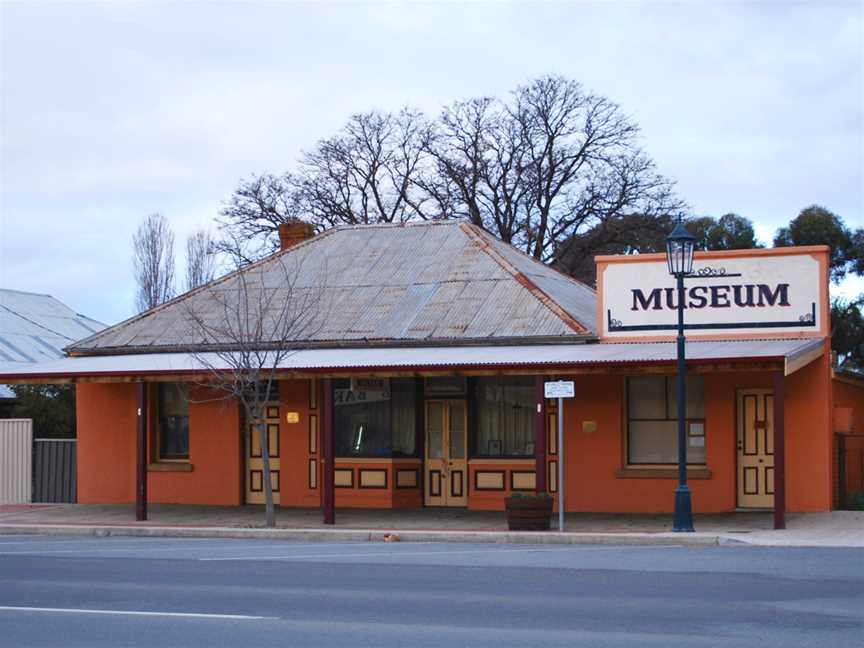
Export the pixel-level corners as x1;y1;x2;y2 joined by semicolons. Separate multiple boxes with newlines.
0;289;105;363
0;289;106;398
0;338;824;380
68;220;598;355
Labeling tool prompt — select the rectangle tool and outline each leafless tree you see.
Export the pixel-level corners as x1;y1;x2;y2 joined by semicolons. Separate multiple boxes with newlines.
427;76;682;261
133;212;176;312
183;248;328;528
294;109;434;228
184;229;218;291
216;75;681;268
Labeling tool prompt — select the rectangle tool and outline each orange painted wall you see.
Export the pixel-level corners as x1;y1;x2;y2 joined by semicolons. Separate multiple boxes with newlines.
784;344;834;511
77;382;242;506
147;386;242;506
553;360;831;514
77;361;838;513
77;383;137;503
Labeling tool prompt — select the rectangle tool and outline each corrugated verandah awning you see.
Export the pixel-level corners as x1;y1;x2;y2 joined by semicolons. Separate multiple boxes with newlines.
0;337;825;382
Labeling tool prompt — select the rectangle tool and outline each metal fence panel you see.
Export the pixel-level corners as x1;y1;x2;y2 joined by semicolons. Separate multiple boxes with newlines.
0;419;33;503
32;439;76;503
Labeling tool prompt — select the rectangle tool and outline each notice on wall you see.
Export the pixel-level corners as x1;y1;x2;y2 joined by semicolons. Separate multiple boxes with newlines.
598;249;826;340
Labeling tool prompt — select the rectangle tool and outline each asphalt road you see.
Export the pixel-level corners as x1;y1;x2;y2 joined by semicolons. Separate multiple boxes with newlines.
0;535;861;647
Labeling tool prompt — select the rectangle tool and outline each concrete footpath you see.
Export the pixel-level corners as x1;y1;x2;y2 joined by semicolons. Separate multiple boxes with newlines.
0;505;861;548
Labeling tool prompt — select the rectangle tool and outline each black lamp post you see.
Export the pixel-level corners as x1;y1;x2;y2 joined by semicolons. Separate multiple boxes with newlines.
666;216;696;533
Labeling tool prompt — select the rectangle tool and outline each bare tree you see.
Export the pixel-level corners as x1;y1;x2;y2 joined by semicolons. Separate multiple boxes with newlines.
427;76;682;261
133;212;176;312
216;75;681;268
183;249;327;527
184;229;218;291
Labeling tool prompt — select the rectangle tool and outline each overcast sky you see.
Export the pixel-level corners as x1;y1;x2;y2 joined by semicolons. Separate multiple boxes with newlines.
1;1;862;326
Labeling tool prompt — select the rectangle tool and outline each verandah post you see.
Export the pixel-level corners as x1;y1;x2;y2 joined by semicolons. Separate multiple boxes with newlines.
136;381;148;522
322;377;335;525
772;371;786;530
534;376;547;494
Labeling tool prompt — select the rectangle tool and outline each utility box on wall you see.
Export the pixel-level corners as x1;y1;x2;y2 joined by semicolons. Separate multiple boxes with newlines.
0;418;32;504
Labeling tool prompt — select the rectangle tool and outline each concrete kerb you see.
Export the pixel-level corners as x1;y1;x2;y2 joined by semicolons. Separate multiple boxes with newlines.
0;523;736;546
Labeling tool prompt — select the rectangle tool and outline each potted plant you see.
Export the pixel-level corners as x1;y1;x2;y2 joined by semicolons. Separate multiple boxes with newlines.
505;491;553;531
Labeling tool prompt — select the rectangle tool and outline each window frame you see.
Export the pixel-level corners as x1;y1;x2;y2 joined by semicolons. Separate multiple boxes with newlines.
625;375;706;467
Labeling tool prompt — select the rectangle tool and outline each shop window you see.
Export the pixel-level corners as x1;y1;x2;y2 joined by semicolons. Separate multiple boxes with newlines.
626;375;705;465
334;378;417;458
472;377;534;458
158;383;189;460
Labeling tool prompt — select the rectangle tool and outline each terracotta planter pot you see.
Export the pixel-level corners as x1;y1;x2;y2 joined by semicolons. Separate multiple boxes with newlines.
505;496;553;531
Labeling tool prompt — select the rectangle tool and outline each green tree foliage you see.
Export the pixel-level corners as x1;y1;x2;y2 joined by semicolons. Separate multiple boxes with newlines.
556;212;761;285
555;213;676;285
9;384;75;438
689;213;762;251
831;295;863;373
774;205;857;282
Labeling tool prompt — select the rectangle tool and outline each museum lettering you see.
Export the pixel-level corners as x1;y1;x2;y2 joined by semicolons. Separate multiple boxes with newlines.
630;283;791;311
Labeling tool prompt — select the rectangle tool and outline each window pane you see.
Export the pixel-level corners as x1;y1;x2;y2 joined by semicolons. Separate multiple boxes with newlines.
473;377;534;457
333;378;417;457
427;402;443;459
449;401;465;459
628;420;676;464
667;374;705;419
159;383;189;459
628;377;666;419
390;379;416;457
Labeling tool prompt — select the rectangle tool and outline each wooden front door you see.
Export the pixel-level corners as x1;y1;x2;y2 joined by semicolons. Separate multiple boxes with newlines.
737;390;774;508
424;400;468;507
245;403;281;505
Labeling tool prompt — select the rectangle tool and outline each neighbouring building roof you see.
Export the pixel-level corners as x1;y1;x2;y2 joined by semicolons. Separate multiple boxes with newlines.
68;220;598;356
0;289;106;397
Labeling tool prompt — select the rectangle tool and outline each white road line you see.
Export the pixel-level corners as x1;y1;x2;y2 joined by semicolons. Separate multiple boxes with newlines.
200;544;683;561
0;606;271;620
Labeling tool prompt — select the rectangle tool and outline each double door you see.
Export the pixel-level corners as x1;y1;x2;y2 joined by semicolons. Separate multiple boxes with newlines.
424;400;467;507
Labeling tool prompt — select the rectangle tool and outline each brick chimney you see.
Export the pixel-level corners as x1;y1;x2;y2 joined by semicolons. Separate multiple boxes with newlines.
278;220;315;251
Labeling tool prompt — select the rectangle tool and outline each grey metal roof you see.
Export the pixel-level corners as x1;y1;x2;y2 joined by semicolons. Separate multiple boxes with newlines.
0;289;106;398
69;220;598;355
0;337;825;380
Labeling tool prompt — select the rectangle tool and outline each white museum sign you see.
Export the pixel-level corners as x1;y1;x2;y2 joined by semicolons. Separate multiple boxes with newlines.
598;250;826;339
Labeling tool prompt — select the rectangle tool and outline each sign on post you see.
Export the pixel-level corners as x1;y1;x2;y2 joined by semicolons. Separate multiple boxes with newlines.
544;381;575;399
544;381;574;532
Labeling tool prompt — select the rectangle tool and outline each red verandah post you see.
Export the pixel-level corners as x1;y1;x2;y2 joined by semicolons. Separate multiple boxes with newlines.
772;371;786;530
322;377;335;525
136;381;148;522
534;376;547;494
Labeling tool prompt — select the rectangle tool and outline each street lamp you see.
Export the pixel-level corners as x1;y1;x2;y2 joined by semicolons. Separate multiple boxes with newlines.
666;216;696;532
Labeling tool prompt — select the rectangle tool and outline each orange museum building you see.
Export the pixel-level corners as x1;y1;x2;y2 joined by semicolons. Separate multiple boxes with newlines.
2;220;861;523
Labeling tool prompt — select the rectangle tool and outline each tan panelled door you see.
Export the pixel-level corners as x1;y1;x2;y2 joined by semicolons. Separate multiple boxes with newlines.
245;404;281;505
425;400;467;507
737;390;774;508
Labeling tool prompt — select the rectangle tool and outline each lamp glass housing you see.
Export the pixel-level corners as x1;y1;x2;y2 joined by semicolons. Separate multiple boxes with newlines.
665;221;696;276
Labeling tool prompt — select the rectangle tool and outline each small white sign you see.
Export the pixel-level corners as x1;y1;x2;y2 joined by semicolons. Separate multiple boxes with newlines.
544;381;575;399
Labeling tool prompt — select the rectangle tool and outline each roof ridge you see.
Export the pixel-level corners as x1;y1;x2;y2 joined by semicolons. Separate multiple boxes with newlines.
458;222;590;335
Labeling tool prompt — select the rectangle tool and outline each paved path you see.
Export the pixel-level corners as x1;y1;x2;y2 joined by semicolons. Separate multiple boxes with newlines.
0;535;861;647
